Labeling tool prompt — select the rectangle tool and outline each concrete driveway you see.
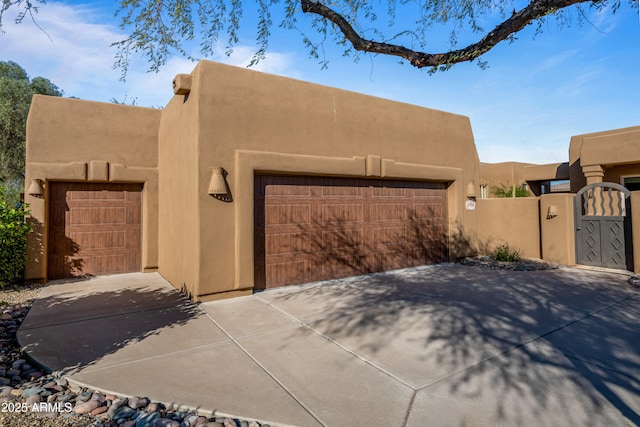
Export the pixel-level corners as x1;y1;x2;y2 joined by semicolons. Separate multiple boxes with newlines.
18;264;640;426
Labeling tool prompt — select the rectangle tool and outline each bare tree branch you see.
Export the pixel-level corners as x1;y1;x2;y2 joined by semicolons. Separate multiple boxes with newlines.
301;0;592;68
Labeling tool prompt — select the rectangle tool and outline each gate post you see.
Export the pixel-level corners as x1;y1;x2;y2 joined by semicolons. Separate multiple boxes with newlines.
631;191;640;273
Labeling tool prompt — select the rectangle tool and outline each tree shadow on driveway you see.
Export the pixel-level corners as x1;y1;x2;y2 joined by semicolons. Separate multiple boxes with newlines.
17;274;208;375
260;265;640;426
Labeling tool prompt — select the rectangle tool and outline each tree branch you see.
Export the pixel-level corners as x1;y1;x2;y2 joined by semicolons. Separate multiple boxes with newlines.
300;0;591;68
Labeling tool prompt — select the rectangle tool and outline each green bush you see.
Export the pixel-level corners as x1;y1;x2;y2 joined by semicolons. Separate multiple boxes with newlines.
490;183;531;198
493;244;521;262
0;188;31;286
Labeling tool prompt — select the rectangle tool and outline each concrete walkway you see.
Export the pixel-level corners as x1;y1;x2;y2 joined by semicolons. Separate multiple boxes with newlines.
17;265;640;426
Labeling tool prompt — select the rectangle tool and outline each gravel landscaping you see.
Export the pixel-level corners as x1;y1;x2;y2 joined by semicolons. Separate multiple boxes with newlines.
457;255;560;271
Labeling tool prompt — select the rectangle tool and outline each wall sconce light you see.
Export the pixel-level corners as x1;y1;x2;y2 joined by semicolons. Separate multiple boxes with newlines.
466;180;476;199
208;167;232;202
27;179;44;198
547;205;558;219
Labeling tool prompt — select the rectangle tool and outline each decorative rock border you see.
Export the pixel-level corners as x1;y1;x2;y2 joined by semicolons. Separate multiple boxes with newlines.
0;302;270;427
457;256;560;271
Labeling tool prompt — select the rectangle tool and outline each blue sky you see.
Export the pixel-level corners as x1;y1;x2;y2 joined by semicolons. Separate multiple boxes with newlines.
0;0;638;164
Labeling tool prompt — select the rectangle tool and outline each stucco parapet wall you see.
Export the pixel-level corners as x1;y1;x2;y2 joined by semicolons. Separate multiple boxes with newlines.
26;95;161;167
27;162;158;183
570;126;640;167
523;162;570;181
28;162;88;180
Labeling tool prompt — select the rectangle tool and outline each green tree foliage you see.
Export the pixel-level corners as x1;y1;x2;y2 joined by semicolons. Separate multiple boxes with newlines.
490;183;531;198
0;187;31;286
0;61;62;186
3;0;633;74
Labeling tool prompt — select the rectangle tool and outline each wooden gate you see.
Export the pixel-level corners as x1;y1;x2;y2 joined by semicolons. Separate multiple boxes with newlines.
574;182;632;270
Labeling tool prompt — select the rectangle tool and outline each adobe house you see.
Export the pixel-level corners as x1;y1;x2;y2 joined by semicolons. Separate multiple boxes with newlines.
24;60;484;301
23;60;640;300
478;126;640;273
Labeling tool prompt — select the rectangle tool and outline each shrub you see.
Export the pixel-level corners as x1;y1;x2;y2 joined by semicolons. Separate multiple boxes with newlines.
0;188;31;287
493;244;521;262
490;183;531;198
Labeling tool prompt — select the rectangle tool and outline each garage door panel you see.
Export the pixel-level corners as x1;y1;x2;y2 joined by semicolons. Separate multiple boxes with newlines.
371;203;406;221
371;186;407;198
69;190;126;200
68;230;126;250
413;201;444;218
267;260;309;286
322;229;365;249
255;175;448;289
321;185;364;197
373;226;406;246
321;204;364;223
48;182;142;280
266;232;311;255
265;204;311;225
70;207;127;225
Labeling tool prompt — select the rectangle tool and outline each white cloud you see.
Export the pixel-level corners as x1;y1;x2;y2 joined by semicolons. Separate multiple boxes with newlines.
0;1;299;107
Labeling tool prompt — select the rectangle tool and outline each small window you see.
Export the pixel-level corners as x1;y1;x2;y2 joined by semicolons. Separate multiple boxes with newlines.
480;184;488;199
549;180;570;193
622;176;640;191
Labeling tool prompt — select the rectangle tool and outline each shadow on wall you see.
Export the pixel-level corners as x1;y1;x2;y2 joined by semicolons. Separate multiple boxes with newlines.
25;217;44;282
270;266;640;425
29;215;86;281
303;215;493;278
255;201;493;289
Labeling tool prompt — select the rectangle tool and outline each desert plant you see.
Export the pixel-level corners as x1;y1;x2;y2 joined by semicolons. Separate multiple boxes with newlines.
493;244;521;262
0;187;31;287
490;184;531;198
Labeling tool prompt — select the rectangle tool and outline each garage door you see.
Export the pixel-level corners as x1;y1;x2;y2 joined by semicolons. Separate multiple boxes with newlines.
48;182;143;280
254;176;448;289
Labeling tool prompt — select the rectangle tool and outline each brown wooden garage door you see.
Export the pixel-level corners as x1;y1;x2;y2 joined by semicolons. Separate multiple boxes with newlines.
48;182;143;280
254;176;448;289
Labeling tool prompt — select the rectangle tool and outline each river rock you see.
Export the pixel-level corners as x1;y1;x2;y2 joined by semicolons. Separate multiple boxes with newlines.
75;399;100;414
91;404;109;416
22;386;46;397
107;397;129;419
128;395;149;409
151;418;181;427
25;393;42;406
135;411;160;426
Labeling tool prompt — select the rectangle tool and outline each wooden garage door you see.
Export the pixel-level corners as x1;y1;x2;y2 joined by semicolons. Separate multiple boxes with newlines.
254;176;448;289
48;182;143;280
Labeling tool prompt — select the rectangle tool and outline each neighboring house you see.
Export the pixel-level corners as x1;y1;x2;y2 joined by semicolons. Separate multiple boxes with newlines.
23;61;640;300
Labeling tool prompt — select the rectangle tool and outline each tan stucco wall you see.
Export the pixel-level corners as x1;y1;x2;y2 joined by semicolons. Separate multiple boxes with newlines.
603;164;640;186
156;76;202;297
539;194;575;266
24;96;161;281
569;126;640;191
631;192;640;273
523;163;570;182
475;198;541;258
166;61;481;300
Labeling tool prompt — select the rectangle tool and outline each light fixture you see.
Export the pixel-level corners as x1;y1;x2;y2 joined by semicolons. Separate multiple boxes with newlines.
208;167;230;198
547;205;558;219
466;180;476;199
27;179;44;198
